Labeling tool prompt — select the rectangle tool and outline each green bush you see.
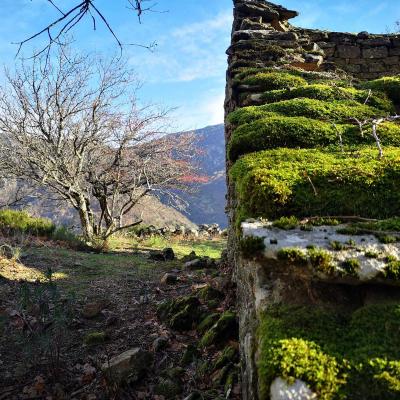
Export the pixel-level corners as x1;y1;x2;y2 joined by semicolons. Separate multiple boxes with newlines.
0;209;55;237
260;84;394;112
230;147;400;222
257;304;400;399
361;76;400;104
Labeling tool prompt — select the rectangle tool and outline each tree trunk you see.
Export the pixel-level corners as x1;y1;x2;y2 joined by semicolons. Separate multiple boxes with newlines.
77;196;95;242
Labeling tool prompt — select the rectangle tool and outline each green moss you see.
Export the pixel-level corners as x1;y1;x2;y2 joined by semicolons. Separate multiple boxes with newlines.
157;296;201;331
261;84;394;112
330;241;345;251
277;247;307;264
257;304;400;399
361;76;400;104
197;286;224;303
342;258;360;276
383;261;400;280
213;345;239;371
228;116;400;161
308;247;333;274
200;312;238;348
379;235;399;244
365;251;379;259
83;331;108;346
228;98;386;127
239;236;266;258
238;71;307;91
231;147;400;221
198;313;221;335
272;216;298;230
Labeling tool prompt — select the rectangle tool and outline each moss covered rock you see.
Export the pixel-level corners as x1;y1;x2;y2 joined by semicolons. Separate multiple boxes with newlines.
257;304;400;399
157;296;202;331
231;147;400;222
200;312;238;348
260;84;394;112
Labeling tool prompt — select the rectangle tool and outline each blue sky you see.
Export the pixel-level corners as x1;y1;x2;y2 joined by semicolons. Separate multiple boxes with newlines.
0;0;399;130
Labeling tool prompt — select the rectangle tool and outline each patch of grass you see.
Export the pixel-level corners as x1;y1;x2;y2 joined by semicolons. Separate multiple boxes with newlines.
0;209;55;237
361;76;400;104
330;241;345;251
277;248;307;264
383;261;400;280
110;235;226;259
308;247;333;274
341;258;360;276
272;216;298;230
365;251;379;259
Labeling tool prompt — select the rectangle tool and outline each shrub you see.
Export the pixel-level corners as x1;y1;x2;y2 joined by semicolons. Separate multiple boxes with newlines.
0;209;55;237
230;147;400;221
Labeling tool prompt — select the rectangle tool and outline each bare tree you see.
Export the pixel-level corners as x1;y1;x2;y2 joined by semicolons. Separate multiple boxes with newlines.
0;47;197;242
16;0;160;58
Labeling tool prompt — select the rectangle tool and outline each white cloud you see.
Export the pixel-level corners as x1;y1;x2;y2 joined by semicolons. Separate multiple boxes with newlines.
129;11;232;84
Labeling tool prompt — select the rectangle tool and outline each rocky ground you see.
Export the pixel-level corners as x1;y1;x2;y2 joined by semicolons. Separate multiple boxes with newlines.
0;236;239;400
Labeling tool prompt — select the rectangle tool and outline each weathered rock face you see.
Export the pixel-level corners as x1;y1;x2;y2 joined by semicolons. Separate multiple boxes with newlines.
225;1;400;399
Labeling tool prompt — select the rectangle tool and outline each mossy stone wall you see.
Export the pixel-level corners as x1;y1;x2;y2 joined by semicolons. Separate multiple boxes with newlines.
225;1;400;399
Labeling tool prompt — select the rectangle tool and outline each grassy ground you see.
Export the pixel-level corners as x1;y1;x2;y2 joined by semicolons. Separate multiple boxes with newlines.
0;235;227;295
109;234;226;259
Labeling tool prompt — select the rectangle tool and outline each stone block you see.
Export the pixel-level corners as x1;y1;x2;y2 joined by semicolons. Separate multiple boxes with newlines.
384;56;399;65
337;44;361;58
362;46;388;58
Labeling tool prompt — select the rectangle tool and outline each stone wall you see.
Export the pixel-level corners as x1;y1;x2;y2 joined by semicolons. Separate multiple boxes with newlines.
224;1;400;399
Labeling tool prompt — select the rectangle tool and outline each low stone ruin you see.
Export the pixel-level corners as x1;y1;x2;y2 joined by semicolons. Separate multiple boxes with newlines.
225;1;400;399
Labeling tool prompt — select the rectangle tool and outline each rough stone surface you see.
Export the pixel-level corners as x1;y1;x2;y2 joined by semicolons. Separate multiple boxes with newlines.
225;2;400;400
270;378;317;400
101;348;153;382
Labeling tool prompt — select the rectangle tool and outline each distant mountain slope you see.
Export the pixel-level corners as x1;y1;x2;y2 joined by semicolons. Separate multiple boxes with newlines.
18;125;227;229
178;124;227;228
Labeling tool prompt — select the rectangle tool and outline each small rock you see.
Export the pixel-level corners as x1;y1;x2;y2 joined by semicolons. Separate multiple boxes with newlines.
270;377;316;400
102;348;153;383
153;336;169;352
162;248;175;261
82;301;107;319
149;251;166;261
161;273;178;285
155;378;182;398
184;258;207;270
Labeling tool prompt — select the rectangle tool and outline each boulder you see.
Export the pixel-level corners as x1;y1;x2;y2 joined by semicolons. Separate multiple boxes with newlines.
102;348;153;383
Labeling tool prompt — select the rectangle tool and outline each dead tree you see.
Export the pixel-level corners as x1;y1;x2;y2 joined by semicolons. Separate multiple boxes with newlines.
0;47;197;242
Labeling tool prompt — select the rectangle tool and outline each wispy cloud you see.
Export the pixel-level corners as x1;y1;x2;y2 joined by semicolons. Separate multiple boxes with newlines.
129;11;232;84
